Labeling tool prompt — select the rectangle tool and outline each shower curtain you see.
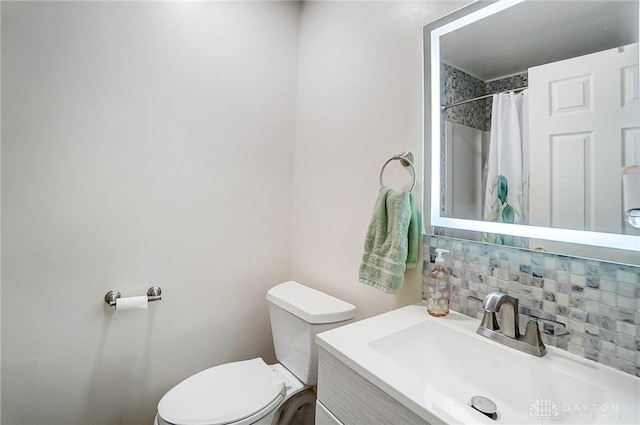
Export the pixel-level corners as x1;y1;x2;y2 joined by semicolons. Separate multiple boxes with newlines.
483;90;529;247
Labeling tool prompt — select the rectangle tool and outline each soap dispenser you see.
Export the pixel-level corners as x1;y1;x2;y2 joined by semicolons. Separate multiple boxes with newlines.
427;248;450;317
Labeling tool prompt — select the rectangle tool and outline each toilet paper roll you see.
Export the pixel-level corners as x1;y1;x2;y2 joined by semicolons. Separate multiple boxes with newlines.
115;295;148;310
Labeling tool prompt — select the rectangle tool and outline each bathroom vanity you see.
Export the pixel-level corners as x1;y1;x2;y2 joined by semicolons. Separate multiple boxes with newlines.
314;303;640;425
316;348;428;425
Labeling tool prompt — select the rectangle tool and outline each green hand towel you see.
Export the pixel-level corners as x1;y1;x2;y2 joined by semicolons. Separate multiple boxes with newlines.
406;192;420;269
359;186;421;294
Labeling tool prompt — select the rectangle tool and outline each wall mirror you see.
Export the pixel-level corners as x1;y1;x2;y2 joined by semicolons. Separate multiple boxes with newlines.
424;0;640;265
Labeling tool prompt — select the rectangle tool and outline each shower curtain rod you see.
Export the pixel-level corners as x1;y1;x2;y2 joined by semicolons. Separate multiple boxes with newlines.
441;86;528;111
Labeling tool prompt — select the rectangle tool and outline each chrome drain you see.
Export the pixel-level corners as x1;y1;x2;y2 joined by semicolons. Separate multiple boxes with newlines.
471;395;498;420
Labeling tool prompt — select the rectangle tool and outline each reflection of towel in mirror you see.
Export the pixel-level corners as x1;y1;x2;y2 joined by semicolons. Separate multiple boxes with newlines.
359;187;420;294
483;90;528;247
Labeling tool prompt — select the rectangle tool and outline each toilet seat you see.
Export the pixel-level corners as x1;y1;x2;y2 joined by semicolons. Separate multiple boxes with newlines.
157;358;286;425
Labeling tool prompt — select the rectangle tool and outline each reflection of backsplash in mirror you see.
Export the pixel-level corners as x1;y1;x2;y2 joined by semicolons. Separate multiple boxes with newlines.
424;235;640;377
441;63;486;130
441;63;528;131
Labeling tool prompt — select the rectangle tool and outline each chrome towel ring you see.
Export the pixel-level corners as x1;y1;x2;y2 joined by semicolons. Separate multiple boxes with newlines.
379;151;416;192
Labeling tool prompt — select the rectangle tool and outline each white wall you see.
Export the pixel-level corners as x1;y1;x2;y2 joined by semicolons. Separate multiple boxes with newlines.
1;2;300;424
291;1;468;319
0;1;476;424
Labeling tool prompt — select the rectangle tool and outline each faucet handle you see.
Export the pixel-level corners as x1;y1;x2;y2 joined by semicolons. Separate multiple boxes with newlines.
528;314;567;330
522;319;547;356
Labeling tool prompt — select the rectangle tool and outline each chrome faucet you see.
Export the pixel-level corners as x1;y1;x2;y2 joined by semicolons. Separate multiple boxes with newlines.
477;292;547;357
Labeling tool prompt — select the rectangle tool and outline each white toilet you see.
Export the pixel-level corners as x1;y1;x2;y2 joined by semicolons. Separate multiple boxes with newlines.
155;281;356;425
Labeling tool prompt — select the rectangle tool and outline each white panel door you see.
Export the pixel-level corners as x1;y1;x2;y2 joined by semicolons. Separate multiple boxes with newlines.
529;43;639;234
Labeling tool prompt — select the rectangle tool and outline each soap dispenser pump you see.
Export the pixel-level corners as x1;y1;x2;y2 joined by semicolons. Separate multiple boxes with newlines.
427;248;450;317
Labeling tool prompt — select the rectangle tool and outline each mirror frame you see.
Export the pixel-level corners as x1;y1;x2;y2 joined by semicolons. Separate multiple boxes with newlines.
424;0;640;253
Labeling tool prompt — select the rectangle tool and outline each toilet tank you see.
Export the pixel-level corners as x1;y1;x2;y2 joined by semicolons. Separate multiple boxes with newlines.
266;281;356;385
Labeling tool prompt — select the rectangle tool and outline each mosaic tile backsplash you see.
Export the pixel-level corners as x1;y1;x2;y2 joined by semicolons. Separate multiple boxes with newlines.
423;235;640;377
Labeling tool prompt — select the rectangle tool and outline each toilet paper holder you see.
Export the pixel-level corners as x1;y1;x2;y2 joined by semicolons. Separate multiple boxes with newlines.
104;286;162;307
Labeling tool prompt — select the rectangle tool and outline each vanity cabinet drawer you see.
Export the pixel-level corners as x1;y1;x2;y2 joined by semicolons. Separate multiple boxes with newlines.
315;400;343;425
316;348;429;425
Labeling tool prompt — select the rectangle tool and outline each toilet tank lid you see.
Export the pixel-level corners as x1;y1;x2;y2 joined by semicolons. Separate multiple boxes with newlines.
266;281;356;324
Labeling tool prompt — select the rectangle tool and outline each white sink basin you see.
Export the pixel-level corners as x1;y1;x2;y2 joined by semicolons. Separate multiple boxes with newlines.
316;304;640;424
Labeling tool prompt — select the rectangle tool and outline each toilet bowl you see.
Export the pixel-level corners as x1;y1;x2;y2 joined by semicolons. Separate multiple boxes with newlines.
155;281;356;425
